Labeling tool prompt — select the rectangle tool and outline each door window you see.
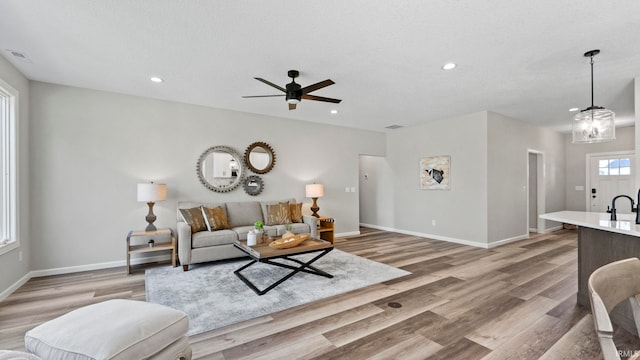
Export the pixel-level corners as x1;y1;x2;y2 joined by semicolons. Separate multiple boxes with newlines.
598;158;631;176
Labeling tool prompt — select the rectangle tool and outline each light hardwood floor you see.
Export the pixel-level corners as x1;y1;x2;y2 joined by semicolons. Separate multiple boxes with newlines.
1;228;639;359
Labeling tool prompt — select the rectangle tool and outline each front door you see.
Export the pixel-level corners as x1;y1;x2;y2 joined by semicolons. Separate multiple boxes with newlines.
588;152;635;213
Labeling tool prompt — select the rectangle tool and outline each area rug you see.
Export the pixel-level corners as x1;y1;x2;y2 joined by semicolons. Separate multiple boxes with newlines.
145;249;410;336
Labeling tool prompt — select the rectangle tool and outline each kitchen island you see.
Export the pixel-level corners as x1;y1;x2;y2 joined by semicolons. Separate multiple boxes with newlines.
540;211;640;335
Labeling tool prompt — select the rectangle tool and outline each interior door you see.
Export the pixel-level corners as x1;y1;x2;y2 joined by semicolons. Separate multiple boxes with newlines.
589;153;635;213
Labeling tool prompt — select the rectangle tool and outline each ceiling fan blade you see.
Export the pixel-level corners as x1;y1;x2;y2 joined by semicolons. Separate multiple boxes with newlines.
301;94;342;103
242;95;286;98
254;78;286;92
301;79;335;94
289;103;297;110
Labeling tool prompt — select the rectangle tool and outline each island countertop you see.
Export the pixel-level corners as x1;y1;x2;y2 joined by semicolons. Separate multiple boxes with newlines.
540;210;640;237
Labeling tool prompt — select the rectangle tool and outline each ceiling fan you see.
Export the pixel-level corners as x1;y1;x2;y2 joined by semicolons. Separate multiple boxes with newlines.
242;70;342;110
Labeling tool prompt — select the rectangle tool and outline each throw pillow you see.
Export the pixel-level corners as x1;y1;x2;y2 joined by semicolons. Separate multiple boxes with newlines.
266;202;291;225
179;207;207;233
289;203;303;223
202;206;230;231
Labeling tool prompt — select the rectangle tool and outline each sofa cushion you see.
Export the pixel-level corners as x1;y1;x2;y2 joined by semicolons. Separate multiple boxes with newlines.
24;299;188;360
192;230;238;248
177;201;226;222
272;223;311;236
226;201;263;228
289;202;303;223
231;225;256;241
179;207;207;233
202;206;230;231
260;198;296;224
266;202;291;225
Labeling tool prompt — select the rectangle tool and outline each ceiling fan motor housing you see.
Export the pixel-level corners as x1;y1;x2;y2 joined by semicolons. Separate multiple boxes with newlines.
286;82;302;103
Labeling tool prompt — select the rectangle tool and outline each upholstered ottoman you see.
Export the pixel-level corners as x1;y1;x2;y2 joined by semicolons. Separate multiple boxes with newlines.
24;299;191;360
0;350;41;359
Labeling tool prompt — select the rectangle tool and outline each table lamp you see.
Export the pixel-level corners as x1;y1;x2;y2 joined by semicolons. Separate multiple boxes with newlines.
137;182;167;231
305;183;324;218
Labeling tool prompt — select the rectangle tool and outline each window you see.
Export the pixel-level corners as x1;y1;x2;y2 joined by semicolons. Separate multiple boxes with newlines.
599;158;631;176
0;78;17;255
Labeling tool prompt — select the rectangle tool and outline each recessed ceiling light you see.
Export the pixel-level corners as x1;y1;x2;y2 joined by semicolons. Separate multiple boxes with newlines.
150;77;163;83
442;63;457;70
330;109;338;114
569;107;580;112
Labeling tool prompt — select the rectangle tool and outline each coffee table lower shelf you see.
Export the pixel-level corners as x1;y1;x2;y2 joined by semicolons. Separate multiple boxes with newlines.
233;239;334;296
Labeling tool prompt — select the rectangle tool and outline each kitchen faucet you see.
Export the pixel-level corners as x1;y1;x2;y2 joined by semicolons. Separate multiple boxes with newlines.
637;189;640;224
609;195;637;221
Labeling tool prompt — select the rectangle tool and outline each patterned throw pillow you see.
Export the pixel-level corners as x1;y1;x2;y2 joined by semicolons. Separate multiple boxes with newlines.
266;202;291;225
289;203;303;223
179;207;207;233
202;206;230;231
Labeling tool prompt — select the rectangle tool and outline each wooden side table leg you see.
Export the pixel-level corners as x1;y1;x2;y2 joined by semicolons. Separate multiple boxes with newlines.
126;231;132;275
171;235;177;268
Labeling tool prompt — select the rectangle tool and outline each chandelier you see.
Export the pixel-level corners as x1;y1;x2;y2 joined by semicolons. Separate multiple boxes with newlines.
572;49;615;144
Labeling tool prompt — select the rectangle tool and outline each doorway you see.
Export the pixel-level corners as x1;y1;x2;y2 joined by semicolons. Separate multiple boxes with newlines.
586;151;635;213
527;150;545;233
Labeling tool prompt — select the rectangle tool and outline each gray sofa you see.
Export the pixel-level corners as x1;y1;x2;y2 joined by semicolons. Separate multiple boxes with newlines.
177;199;318;271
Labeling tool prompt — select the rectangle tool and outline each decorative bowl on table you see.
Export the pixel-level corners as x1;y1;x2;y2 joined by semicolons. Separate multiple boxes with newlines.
268;233;309;249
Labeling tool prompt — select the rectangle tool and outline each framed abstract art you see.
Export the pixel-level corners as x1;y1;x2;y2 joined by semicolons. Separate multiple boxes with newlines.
420;155;450;190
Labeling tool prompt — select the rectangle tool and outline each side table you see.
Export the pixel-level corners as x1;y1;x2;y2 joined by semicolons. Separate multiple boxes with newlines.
126;228;176;274
317;216;335;244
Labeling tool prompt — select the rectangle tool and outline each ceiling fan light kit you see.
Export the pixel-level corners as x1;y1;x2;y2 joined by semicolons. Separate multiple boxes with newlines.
243;69;342;110
572;49;615;144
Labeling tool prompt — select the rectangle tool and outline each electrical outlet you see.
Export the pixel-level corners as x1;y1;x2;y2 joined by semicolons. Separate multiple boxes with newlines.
432;219;436;226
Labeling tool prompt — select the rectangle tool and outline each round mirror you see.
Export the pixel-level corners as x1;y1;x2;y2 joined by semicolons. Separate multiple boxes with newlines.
244;142;276;174
243;175;264;196
196;146;245;193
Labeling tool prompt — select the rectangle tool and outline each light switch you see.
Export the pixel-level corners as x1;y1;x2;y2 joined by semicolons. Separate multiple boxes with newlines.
345;187;350;192
350;187;356;192
575;185;585;191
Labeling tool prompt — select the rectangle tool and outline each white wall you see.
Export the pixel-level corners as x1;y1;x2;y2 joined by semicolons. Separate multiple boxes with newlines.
358;155;394;227
0;55;30;296
386;112;489;245
487;111;566;242
565;126;635;211
28;82;385;271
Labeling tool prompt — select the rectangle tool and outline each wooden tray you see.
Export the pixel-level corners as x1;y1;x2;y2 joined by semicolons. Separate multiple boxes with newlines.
269;233;309;249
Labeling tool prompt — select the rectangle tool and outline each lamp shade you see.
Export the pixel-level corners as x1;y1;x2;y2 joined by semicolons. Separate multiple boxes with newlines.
306;183;324;198
137;183;167;202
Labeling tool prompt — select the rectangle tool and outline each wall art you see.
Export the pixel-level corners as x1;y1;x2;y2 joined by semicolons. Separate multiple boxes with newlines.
420;155;450;190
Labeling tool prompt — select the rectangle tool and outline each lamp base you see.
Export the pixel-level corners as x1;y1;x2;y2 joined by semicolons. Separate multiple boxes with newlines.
311;197;320;218
145;201;157;232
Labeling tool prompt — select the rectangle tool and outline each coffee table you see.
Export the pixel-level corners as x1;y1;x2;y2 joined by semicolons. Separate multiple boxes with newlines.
233;238;334;295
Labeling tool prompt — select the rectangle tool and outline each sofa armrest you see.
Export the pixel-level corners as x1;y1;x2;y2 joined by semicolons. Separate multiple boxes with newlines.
303;215;319;238
177;222;193;265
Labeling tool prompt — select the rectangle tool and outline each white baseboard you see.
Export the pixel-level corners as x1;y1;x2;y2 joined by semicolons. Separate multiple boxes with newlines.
1;254;172;301
336;231;360;238
359;223;491;249
30;254;172;277
539;225;563;234
529;227;538;232
487;234;530;248
0;272;31;302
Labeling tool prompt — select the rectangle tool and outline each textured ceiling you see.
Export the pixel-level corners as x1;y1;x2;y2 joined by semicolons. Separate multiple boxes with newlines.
1;1;639;133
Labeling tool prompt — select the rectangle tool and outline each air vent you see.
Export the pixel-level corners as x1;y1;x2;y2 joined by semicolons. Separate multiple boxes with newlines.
6;49;32;63
385;124;403;130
